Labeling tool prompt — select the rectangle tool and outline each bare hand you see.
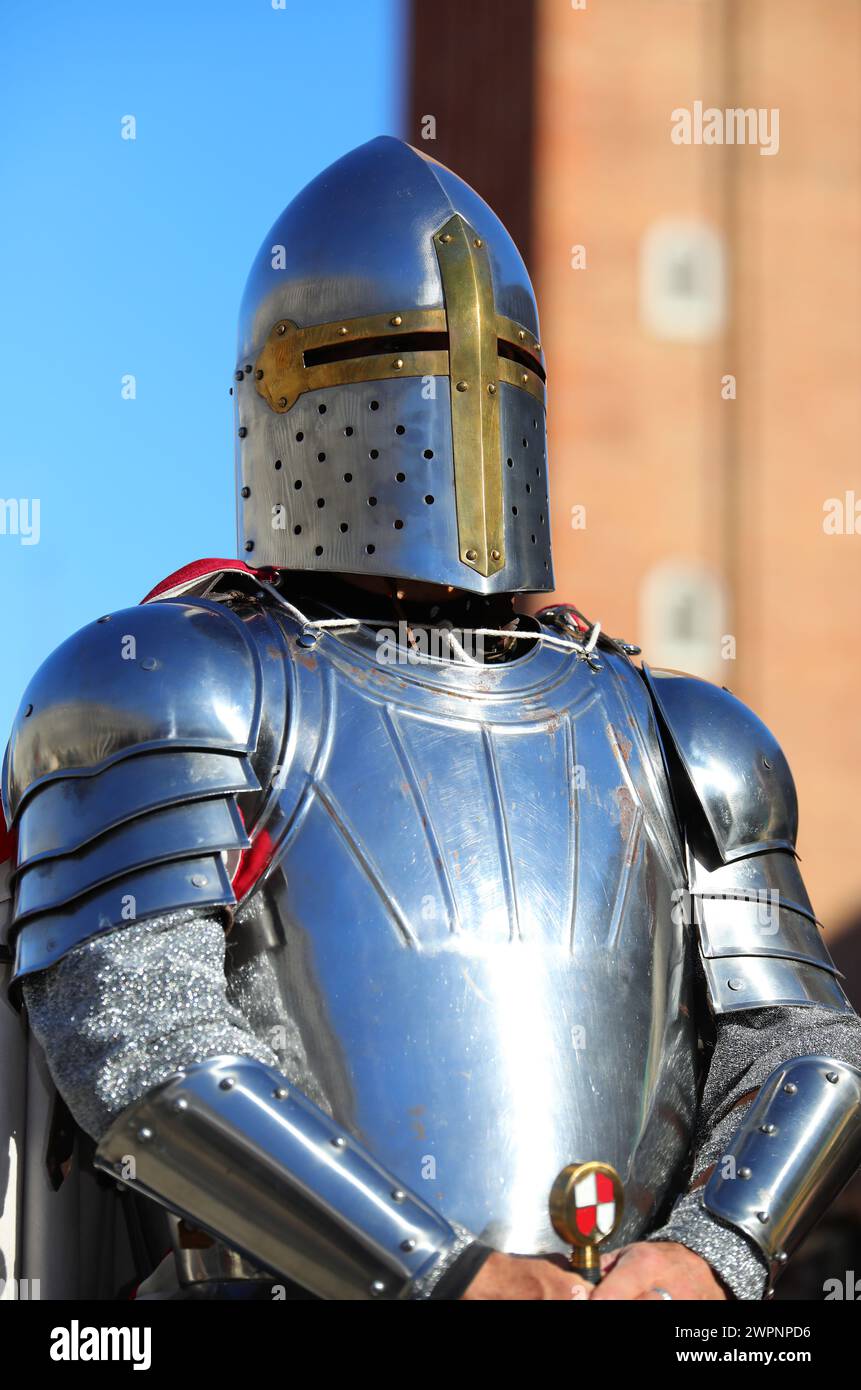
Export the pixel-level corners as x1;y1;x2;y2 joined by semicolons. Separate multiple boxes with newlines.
590;1241;728;1300
462;1250;593;1301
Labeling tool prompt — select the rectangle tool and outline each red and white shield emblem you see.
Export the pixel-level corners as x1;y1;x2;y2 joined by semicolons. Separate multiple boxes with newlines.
572;1169;617;1239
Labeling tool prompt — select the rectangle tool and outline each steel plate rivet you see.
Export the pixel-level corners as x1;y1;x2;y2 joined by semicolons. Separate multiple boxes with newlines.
234;370;243;382
826;1071;839;1084
274;1087;289;1100
391;1189;405;1204
776;1251;788;1264
245;541;254;553
137;1127;153;1142
191;874;208;888
760;1124;777;1135
439;233;453;244
488;382;497;395
140;657;158;671
276;323;287;335
535;342;541;351
400;1239;416;1253
390;315;402;326
278;397;288;408
456;379;469;391
331;1136;346;1149
465;549;478;562
238;426;247;437
255;369;264;380
518;330;526;340
219;1077;235;1091
784;1083;798;1095
473;237;483;248
370;1281;386;1296
490;548;501;561
173;1097;188;1113
338;326;349;336
757;1211;770;1224
521;373;529;384
738;1167;752;1180
392;358;404;370
727;977;744;991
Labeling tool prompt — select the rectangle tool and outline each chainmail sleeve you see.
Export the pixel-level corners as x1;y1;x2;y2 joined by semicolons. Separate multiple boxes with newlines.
648;1003;861;1299
20;911;290;1142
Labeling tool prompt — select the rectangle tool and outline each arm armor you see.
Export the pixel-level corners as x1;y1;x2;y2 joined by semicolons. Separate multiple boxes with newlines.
94;1054;465;1300
702;1055;861;1291
2;597;279;985
642;666;853;1016
5;597;467;1297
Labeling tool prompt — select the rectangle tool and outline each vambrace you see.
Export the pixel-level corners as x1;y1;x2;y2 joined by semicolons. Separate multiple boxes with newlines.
94;1053;469;1301
703;1055;861;1293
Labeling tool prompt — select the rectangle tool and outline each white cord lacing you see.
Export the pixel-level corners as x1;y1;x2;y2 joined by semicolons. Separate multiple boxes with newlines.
254;578;603;668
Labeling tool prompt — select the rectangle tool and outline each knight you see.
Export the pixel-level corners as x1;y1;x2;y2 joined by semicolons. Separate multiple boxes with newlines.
2;136;860;1302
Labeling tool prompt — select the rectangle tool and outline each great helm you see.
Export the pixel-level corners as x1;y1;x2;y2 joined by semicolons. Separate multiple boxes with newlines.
233;136;553;594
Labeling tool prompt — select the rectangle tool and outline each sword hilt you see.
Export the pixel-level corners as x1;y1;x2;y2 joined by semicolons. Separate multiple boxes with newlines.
549;1160;624;1285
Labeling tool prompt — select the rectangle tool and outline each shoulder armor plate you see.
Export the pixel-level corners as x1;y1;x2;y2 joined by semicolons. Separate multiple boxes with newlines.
642;665;853;1017
641;665;797;863
2;598;284;990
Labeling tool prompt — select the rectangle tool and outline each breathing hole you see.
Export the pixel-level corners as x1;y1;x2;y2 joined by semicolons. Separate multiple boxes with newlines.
315;545;324;555
296;431;304;442
425;494;434;505
316;498;325;508
522;438;528;448
294;479;302;490
274;459;282;470
395;425;406;436
293;524;302;535
343;472;353;482
512;505;518;516
507;458;514;468
531;534;537;544
368;496;378;507
317;452;326;463
526;484;532;494
369;449;379;460
344;426;354;437
369;400;380;411
394;519;404;530
423;449;434;459
318;403;327;415
366;543;376;554
339;522;349;533
396;472;406;482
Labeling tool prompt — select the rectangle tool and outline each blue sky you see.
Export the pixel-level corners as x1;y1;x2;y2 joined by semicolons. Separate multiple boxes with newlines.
0;0;404;737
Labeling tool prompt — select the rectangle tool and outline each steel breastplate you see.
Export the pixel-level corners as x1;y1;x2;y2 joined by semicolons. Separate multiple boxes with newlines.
229;614;697;1253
